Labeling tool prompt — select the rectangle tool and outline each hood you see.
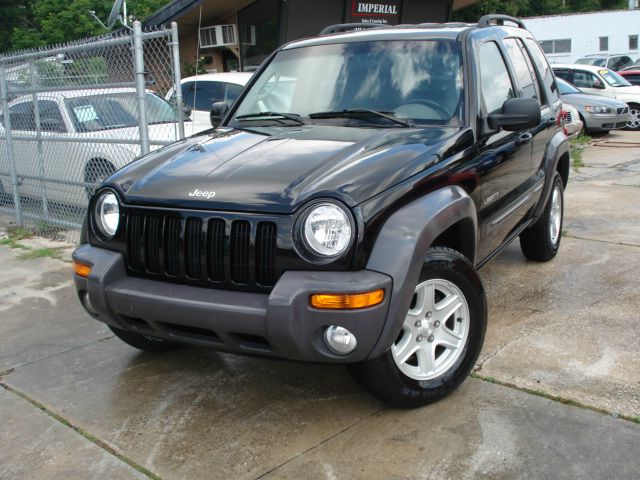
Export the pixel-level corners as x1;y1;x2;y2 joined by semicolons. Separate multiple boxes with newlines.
108;125;456;213
561;93;628;109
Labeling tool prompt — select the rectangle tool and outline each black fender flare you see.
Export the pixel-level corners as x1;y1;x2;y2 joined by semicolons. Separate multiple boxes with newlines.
531;131;569;221
365;185;477;359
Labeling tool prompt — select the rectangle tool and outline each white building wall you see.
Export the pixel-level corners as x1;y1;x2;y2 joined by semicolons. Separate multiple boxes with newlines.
523;10;640;64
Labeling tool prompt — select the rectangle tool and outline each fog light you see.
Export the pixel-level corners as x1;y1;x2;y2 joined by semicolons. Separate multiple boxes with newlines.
324;325;357;355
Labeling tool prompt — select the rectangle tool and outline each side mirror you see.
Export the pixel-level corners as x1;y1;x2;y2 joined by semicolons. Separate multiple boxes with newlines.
210;101;229;127
488;98;541;132
593;79;605;89
182;105;192;117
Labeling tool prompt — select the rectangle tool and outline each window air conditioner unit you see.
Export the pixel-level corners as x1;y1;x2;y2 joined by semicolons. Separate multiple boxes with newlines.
199;25;238;48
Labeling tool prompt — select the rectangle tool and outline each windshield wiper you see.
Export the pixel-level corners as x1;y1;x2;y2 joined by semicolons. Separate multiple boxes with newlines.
309;108;413;127
235;111;306;125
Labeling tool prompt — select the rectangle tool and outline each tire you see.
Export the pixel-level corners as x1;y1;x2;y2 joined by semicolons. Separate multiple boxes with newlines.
519;172;564;262
85;160;115;199
108;325;182;352
626;103;640;131
348;247;487;408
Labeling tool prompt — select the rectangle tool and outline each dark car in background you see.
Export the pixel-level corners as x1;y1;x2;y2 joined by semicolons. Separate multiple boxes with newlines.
618;70;640;86
73;15;569;408
556;78;629;133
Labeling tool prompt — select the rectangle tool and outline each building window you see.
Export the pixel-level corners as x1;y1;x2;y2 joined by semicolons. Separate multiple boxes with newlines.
599;36;608;51
539;39;571;54
630;35;639;51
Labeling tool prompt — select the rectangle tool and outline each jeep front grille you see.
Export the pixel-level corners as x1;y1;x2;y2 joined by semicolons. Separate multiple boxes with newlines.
125;211;278;289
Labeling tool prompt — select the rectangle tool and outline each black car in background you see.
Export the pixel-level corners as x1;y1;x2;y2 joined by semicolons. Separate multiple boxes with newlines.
73;15;569;408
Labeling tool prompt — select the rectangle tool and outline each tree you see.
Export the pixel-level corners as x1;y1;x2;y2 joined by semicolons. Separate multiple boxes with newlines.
1;0;170;54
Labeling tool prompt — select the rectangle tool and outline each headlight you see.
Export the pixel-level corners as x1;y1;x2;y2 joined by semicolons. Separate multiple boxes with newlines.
584;105;611;114
302;202;353;258
94;191;120;238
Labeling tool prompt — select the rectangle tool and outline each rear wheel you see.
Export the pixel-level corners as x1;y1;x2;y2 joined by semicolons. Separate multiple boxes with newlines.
348;247;487;408
626;103;640;131
520;172;564;262
109;326;182;352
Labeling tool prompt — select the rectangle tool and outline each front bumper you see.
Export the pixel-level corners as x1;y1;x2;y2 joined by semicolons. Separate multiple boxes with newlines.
583;112;629;131
73;244;392;363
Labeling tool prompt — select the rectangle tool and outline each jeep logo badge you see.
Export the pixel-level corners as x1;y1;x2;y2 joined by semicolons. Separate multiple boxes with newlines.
188;188;216;199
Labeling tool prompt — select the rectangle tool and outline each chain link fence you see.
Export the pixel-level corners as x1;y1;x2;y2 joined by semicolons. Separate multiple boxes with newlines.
0;21;185;243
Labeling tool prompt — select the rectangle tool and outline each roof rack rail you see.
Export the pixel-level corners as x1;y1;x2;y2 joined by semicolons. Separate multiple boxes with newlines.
319;23;390;36
477;14;526;29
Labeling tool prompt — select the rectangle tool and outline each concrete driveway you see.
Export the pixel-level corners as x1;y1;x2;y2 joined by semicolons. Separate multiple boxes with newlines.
1;131;639;480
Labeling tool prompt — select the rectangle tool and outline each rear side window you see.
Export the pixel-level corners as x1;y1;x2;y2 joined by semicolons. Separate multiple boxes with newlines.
38;100;66;133
8;102;35;131
479;42;515;115
503;38;540;101
524;39;560;103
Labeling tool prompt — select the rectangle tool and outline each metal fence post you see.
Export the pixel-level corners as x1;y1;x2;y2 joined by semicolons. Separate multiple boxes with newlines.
0;63;23;226
30;60;49;220
170;22;185;140
133;21;150;156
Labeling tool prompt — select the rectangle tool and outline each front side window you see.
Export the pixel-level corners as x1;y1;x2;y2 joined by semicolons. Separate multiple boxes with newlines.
185;81;225;111
223;83;245;104
66;92;180;133
571;71;603;89
525;39;560;102
479;42;514;115
503;38;539;101
232;40;464;126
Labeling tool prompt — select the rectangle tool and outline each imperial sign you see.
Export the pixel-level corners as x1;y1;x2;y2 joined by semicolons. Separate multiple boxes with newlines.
349;0;401;24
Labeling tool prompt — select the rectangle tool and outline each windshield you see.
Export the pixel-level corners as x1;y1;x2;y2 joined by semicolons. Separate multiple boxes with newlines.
556;78;580;94
597;69;632;87
65;92;180;132
231;40;464;127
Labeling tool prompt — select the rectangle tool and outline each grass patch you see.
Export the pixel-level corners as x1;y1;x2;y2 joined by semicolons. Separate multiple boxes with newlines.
470;372;640;425
4;225;33;241
569;133;592;171
16;247;65;260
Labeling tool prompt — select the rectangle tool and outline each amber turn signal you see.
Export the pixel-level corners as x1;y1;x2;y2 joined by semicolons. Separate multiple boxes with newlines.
73;261;92;278
310;289;384;310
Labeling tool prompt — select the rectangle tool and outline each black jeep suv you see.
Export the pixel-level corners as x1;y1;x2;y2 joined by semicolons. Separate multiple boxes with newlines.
73;15;569;408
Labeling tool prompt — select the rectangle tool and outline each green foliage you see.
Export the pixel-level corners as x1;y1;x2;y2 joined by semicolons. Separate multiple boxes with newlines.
1;0;171;54
182;57;207;77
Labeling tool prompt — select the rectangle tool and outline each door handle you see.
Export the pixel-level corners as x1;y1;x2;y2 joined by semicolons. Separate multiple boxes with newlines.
515;133;532;146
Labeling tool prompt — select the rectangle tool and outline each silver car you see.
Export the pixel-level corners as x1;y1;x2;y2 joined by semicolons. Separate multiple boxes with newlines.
557;78;629;134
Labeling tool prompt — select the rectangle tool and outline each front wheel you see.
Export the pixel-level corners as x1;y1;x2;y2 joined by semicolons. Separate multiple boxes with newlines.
519;172;564;262
626;103;640;131
348;247;487;408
